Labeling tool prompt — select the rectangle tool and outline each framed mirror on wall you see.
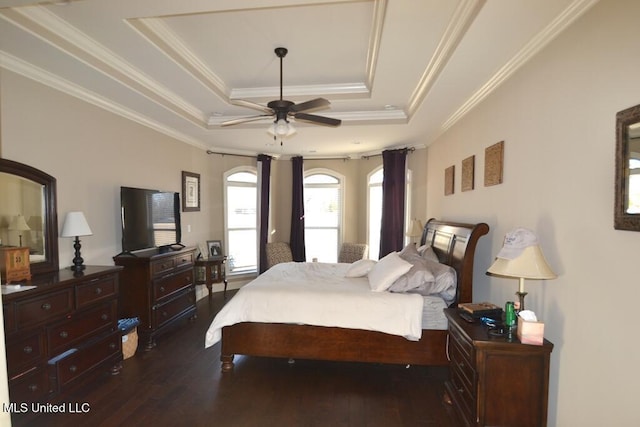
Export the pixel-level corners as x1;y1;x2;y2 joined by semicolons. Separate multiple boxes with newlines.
0;158;59;275
615;103;640;231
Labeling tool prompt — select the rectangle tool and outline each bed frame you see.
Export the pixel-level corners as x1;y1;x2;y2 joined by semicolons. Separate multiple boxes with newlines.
220;219;489;372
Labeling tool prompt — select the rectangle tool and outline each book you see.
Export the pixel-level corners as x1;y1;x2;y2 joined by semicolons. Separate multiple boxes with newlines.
458;302;503;318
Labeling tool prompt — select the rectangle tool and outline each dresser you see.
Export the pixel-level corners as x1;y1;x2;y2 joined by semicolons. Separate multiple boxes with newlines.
2;266;123;403
443;308;554;427
114;247;197;350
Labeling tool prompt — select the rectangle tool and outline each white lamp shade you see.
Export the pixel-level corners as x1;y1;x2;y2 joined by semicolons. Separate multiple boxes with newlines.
406;219;423;237
61;212;93;237
9;214;31;231
487;245;556;280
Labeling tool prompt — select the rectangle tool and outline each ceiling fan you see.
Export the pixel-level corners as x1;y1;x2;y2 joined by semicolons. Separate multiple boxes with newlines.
221;47;341;136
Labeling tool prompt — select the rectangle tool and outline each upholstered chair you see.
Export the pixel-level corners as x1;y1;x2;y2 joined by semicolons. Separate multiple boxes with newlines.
266;242;294;269
338;243;368;263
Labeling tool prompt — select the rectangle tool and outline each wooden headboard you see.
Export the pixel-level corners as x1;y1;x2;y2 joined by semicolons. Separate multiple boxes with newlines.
420;219;489;305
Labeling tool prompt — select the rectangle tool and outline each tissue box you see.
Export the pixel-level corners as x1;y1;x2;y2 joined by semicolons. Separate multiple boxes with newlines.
517;316;544;345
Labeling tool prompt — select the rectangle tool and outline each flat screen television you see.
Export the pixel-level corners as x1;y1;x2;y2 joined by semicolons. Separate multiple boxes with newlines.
120;186;182;254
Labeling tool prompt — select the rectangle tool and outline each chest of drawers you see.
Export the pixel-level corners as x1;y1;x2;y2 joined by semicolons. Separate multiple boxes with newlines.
443;308;554;427
114;247;196;350
2;266;123;402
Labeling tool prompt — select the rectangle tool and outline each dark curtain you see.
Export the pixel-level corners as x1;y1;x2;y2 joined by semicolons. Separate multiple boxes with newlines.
290;156;306;262
257;154;272;273
379;148;408;257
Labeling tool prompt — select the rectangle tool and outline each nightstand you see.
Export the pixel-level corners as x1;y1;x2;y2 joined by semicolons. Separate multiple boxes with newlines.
194;256;227;297
443;308;554;427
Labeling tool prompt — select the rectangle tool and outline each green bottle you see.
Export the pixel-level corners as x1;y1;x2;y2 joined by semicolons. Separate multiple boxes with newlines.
505;301;516;327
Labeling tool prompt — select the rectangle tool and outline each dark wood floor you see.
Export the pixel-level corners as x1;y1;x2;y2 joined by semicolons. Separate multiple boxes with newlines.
12;291;460;427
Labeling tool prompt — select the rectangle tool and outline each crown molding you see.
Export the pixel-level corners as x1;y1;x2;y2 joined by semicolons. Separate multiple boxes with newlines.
230;82;370;101
365;0;387;90
207;108;407;128
440;0;600;133
127;17;230;101
406;0;485;119
0;6;207;126
0;50;208;150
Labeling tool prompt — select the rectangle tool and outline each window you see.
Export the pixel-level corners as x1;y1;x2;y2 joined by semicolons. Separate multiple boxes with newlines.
367;167;412;260
367;168;383;260
304;170;343;262
224;168;257;273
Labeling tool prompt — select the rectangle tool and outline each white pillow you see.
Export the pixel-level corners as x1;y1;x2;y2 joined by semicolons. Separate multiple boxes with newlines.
368;252;413;292
345;259;377;278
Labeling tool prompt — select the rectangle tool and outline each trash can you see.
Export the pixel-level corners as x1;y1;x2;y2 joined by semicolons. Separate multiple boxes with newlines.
118;317;140;360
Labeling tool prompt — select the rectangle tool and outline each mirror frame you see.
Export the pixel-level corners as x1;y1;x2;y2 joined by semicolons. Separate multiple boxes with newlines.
615;103;640;231
0;158;59;275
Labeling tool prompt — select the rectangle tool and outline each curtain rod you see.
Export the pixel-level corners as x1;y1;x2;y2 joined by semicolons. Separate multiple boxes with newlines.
361;147;415;160
206;147;414;160
206;150;257;159
206;150;349;161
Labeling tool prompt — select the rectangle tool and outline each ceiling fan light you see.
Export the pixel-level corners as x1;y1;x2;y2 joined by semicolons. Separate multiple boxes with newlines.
276;119;289;136
267;119;296;138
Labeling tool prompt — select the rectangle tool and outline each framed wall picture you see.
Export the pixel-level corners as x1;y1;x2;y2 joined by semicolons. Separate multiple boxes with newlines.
182;171;200;212
207;240;223;258
484;141;504;187
461;155;475;192
444;165;455;195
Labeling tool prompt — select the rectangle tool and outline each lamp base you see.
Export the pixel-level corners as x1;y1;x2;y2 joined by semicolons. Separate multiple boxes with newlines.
516;291;528;312
70;236;86;272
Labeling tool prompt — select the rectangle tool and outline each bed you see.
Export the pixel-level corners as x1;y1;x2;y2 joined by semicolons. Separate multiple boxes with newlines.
207;219;489;372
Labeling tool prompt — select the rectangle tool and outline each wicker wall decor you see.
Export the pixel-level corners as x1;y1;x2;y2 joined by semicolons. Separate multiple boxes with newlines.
445;165;455;195
484;141;504;187
462;155;475;192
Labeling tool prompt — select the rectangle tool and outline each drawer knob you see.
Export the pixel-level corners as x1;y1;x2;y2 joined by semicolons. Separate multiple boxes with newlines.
41;302;51;311
109;342;116;350
69;365;77;373
59;331;68;338
162;311;168;318
101;314;108;321
28;384;38;393
95;287;103;295
23;345;33;354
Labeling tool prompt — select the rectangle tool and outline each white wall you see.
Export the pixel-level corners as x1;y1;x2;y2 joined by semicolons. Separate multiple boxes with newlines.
426;1;640;425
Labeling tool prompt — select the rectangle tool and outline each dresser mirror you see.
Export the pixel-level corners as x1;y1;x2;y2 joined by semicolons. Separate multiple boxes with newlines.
0;158;59;275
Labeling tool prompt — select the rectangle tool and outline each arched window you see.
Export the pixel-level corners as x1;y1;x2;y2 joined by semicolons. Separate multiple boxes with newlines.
224;167;257;273
304;169;344;262
367;168;384;260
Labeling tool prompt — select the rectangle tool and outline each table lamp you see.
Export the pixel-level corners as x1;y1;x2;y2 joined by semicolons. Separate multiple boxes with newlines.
61;211;93;271
9;214;31;246
406;219;423;244
487;227;556;311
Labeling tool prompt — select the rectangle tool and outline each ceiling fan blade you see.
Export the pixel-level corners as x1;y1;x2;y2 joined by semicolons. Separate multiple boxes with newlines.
293;112;341;127
229;99;273;114
290;98;331;113
220;115;273;127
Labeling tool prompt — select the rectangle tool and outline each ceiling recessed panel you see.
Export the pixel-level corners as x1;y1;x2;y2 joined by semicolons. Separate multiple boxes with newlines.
159;2;373;88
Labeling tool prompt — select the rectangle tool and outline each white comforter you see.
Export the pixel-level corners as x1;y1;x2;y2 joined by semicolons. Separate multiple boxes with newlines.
204;262;425;348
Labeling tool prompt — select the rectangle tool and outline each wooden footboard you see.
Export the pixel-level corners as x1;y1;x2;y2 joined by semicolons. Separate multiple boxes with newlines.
221;322;449;371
